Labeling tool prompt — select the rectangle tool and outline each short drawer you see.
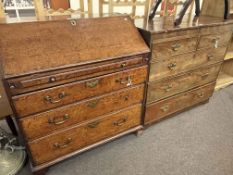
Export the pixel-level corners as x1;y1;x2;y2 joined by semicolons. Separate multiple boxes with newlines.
7;55;148;95
145;82;215;124
20;85;144;140
149;47;227;81
152;37;198;60
28;104;141;165
200;24;233;36
147;63;221;103
198;32;232;49
152;28;198;41
12;66;147;117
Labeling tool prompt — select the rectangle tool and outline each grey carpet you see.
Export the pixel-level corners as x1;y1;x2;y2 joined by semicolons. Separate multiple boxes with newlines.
18;85;233;175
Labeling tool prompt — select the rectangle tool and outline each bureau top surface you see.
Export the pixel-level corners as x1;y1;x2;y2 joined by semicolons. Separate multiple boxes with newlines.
136;14;233;33
0;15;149;78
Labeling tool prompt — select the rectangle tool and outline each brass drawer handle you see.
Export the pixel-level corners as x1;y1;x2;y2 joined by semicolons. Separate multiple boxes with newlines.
196;92;204;98
44;92;66;104
48;114;70;125
168;63;177;70
53;138;73;149
86;80;99;88
161;105;169;112
171;43;181;51
120;63;127;68
200;73;210;78
212;37;220;48
115;76;132;86
87;121;100;128
113;117;128;126
162;84;173;92
87;100;99;108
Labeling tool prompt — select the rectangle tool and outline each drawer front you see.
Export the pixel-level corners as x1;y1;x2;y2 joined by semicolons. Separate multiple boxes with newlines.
13;66;147;117
145;82;215;124
147;63;221;103
28;104;141;165
152;28;198;41
200;24;233;36
7;56;147;95
20;85;144;140
150;47;226;81
198;32;232;49
152;37;197;60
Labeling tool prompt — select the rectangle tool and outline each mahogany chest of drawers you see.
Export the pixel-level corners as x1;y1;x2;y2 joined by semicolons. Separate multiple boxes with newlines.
138;16;233;125
0;16;150;174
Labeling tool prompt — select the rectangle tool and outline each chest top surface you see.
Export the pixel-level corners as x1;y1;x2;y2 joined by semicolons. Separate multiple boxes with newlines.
0;15;149;78
136;15;233;33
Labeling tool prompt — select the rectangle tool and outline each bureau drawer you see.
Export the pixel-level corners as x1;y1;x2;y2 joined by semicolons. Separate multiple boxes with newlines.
198;32;232;49
7;55;148;95
145;82;215;124
12;66;147;117
147;63;221;103
28;104;141;165
20;85;144;140
152;37;197;60
150;47;226;81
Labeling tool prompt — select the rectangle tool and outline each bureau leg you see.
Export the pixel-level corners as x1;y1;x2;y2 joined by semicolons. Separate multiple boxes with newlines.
5;115;18;136
32;168;48;175
135;129;144;137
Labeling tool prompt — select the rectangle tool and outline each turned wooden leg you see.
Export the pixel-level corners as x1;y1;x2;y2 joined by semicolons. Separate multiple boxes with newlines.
135;129;144;137
32;168;48;175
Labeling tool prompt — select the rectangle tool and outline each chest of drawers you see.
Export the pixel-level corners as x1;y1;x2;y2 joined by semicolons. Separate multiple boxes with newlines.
138;16;233;125
0;16;150;174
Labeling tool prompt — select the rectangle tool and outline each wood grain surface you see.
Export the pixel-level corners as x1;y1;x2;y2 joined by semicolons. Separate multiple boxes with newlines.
20;85;144;140
12;66;147;117
0;16;149;78
28;104;142;165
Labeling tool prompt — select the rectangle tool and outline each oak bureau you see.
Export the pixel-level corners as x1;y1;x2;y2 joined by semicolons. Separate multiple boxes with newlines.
138;15;233;125
0;15;150;174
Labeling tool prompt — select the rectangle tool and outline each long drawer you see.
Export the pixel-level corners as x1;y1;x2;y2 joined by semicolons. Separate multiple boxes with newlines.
20;85;144;140
145;82;215;124
12;66;147;117
28;104;142;165
152;37;198;59
150;47;226;81
7;55;147;95
147;63;221;103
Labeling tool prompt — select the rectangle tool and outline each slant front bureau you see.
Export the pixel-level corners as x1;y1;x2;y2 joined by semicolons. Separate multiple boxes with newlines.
0;16;150;175
138;15;233;125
